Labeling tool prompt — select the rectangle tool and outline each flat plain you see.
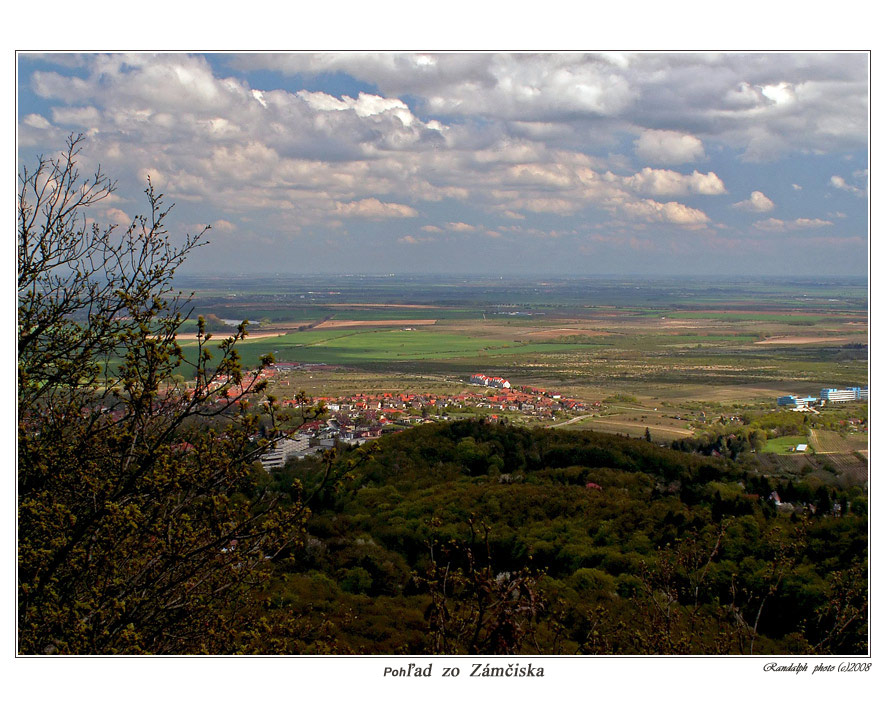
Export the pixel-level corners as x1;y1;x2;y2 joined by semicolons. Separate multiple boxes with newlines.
175;274;867;473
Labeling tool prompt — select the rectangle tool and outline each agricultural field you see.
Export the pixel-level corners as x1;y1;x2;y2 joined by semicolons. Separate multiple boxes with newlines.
174;275;867;388
173;274;868;487
809;429;868;454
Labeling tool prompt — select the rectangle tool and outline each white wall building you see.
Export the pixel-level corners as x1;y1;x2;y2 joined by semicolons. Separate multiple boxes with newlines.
259;434;312;471
820;387;868;402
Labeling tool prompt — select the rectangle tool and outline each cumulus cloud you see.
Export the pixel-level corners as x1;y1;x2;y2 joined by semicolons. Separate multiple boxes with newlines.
444;222;479;232
236;53;867;158
102;207;132;226
398;234;434;244
243;53;635;123
621;198;710;227
624;168;726;196
634;130;706;165
22;113;51;129
51;106;102;127
334;198;418;220
504;197;581;215
16;52;867;274
211;219;237;232
830;175;865;196
753;217;833;232
733;191;775;212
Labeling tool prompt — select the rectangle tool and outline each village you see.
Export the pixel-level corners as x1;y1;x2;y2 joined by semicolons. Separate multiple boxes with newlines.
253;367;591;470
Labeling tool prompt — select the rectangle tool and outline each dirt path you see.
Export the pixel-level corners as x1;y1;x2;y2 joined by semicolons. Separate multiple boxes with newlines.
583;419;695;437
314;319;437;328
754;336;853;345
177;331;287;341
547;415;693;438
548;414;594;428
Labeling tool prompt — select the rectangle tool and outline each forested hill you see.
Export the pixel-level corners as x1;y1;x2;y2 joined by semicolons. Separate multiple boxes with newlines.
262;419;868;655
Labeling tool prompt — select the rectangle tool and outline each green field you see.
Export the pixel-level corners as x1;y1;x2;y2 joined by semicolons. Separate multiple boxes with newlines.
762;435;812;455
180;328;598;368
170;276;867;448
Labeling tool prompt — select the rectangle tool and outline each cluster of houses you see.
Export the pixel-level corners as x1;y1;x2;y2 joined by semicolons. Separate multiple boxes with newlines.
305;387;588;419
768;491;846;516
470;373;512;389
181;362;338;406
185;365;598;472
258;386;592;471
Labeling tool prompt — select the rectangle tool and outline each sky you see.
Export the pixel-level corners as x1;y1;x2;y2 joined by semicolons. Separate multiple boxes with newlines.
16;52;869;277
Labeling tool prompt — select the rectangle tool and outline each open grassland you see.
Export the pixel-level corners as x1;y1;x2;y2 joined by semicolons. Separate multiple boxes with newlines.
762;435;811;454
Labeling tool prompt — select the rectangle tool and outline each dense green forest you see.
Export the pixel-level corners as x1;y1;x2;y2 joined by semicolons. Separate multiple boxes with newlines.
256;420;868;655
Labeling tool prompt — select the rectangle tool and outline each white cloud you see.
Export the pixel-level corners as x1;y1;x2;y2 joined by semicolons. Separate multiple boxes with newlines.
398;234;434;244
792;183;803;191
733;191;775;212
237;53;867;156
334;198;418;220
51;105;101;126
444;222;479;232
16;52;868;275
753;217;833;232
761;82;796;106
504;197;581;215
624;168;726;196
634;130;706;165
793;218;833;228
211;219;237;232
621;198;710;227
22;113;51;129
830;175;865;196
102;207;131;226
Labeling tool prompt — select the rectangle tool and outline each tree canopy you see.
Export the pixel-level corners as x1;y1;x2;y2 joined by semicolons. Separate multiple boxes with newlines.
17;136;308;654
